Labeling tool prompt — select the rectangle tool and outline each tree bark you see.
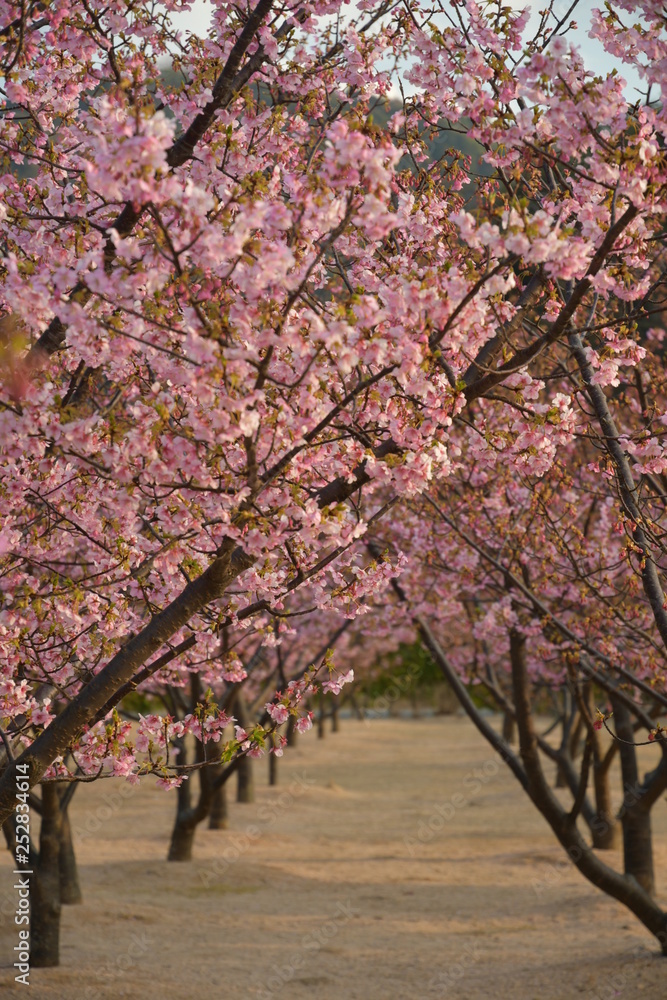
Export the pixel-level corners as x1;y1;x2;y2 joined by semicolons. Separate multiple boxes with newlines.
317;690;326;739
168;819;197;862
554;759;569;789
237;755;255;803
168;744;201;862
31;783;62;968
0;540;255;824
269;750;278;786
416;616;667;952
331;699;340;733
590;730;620;851
506;629;667;949
555;697;579;788
621;805;654;896
167;723;212;862
481;678;617;849
286;714;298;747
58;803;82;904
568;710;585;762
613;698;655;895
235;693;255;803
208;774;229;830
502;710;515;744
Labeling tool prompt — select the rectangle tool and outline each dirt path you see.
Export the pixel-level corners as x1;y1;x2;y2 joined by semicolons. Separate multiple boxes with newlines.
2;716;667;999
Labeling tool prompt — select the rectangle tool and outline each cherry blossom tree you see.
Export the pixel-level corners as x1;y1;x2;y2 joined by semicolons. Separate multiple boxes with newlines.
157;594;358;861
1;0;667;966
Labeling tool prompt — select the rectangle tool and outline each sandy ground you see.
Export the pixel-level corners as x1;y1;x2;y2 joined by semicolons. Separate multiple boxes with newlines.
2;715;667;1000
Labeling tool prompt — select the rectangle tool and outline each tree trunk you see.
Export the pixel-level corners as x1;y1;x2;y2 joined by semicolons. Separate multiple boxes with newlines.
331;699;340;733
168;818;196;862
286;714;298;747
585;690;619;850
237;755;255;803
167;674;218;859
568;710;585;762
555;759;569;788
168;737;196;861
622;806;654;894
268;750;278;785
317;690;326;739
415;617;667;953
58;805;82;904
507;630;667;949
542;744;609;848
234;693;255;803
208;778;229;830
31;783;62;968
502;710;515;744
613;698;655;895
590;748;620;850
